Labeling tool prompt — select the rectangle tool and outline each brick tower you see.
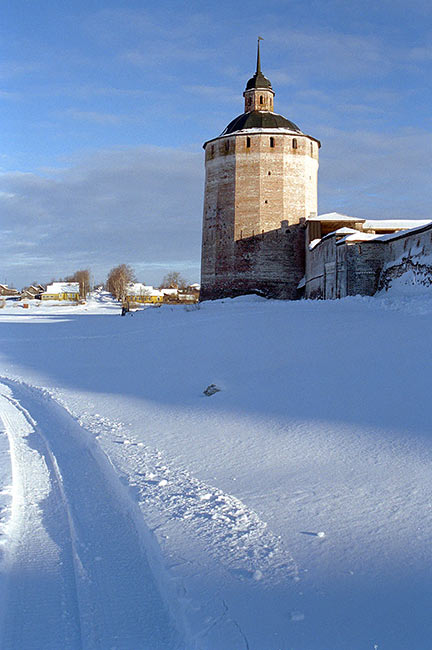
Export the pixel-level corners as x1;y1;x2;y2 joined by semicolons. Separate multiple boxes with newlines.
200;40;320;300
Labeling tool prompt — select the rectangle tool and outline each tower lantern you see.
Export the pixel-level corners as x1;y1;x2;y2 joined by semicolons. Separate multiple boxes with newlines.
243;38;275;113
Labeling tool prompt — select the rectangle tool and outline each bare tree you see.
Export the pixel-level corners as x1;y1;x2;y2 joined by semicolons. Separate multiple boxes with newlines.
106;264;136;301
65;269;91;299
161;271;188;289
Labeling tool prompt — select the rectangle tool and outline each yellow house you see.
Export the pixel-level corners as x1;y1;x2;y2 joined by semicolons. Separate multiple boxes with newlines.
41;282;80;301
125;284;163;304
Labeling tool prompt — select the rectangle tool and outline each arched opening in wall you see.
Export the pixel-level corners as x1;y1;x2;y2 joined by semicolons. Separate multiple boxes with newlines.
211;145;214;155
246;136;251;148
268;171;271;175
270;137;275;148
292;138;297;149
310;142;313;155
260;95;263;104
248;97;252;107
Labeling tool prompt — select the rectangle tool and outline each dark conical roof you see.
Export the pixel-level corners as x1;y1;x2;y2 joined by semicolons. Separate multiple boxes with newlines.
245;37;273;90
221;111;301;135
245;71;272;90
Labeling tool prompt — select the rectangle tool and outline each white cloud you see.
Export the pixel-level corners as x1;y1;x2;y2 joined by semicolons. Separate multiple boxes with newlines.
0;146;204;286
319;127;432;218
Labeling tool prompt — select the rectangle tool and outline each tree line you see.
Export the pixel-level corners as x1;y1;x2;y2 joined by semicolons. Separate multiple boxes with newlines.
41;266;189;302
105;265;188;301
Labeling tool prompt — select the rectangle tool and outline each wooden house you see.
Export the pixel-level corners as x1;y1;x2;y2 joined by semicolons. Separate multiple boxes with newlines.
41;282;80;301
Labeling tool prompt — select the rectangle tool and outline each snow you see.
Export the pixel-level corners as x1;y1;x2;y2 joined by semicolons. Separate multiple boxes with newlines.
308;238;321;250
363;219;431;231
1;288;432;648
308;212;365;222
44;282;80;294
336;231;381;244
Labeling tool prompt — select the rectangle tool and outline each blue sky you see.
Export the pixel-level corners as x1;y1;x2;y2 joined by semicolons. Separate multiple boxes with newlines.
1;0;431;287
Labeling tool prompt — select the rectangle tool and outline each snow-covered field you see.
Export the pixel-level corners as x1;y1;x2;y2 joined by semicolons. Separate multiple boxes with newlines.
1;288;432;649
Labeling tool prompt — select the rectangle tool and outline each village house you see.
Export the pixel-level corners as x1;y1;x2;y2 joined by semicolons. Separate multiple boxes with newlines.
41;282;80;301
125;283;163;304
21;285;44;300
161;288;178;301
0;284;19;297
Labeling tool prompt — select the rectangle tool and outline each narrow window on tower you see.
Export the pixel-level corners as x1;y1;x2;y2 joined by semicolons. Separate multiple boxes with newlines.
246;137;251;148
292;138;298;149
310;142;313;155
260;95;263;104
270;137;275;148
225;140;230;152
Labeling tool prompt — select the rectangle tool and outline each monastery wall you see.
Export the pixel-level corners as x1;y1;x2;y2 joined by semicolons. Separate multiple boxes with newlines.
305;235;385;299
305;222;432;300
378;223;432;291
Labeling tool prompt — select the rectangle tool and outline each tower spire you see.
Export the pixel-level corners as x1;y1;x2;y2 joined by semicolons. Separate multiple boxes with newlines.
256;36;263;74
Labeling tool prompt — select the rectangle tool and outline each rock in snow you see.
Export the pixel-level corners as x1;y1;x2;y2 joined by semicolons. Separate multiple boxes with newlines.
203;383;221;396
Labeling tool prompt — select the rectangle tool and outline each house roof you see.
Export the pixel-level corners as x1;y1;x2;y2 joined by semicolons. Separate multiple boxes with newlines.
127;283;156;295
44;282;79;294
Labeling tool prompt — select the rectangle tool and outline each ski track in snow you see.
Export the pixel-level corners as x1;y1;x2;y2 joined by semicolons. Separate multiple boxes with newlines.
0;378;298;649
62;398;298;587
0;379;185;650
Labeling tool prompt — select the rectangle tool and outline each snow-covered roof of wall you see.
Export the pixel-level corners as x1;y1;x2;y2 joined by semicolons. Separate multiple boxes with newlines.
308;212;365;223
336;232;380;245
376;220;432;242
363;219;432;231
44;282;79;294
319;227;362;244
333;227;361;235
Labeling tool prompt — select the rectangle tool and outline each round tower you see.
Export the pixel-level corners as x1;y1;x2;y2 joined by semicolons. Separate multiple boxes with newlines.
200;40;320;301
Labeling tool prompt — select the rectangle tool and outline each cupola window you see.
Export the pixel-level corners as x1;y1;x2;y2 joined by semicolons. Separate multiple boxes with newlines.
270;137;275;148
260;95;263;104
292;138;297;149
246;136;251;148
